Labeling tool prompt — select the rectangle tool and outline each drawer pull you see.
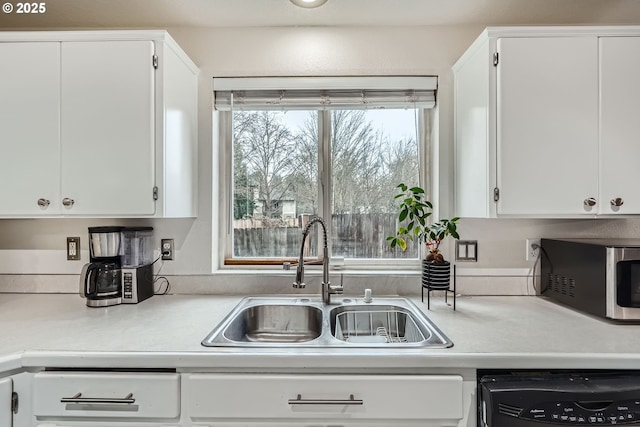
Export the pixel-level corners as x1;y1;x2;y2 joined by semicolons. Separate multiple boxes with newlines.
61;392;135;405
288;394;363;405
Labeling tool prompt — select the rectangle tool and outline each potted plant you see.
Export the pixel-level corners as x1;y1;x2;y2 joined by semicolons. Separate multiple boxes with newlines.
387;183;460;290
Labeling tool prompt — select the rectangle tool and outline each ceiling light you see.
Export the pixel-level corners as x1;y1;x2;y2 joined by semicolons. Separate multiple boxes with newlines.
290;0;328;8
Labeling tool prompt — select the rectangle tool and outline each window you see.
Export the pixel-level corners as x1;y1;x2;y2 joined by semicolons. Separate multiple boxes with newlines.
215;77;437;267
232;109;319;259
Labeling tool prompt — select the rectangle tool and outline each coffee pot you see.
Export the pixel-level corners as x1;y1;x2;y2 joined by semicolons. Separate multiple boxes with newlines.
79;226;124;307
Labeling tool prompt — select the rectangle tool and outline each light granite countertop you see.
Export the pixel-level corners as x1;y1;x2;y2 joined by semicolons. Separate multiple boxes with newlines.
1;292;639;373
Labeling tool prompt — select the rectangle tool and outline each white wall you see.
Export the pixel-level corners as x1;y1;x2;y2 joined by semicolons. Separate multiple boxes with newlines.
3;24;640;293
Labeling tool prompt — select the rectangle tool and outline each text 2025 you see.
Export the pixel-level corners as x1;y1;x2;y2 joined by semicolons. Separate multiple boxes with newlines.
16;2;46;13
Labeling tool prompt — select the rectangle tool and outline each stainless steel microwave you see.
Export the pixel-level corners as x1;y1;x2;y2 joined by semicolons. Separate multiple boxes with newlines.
541;238;640;321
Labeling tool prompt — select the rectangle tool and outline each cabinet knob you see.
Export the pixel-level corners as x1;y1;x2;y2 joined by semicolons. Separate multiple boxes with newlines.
37;198;50;208
611;198;624;207
583;197;597;207
62;198;75;207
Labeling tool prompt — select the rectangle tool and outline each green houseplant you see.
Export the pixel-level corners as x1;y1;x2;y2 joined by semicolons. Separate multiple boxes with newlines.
388;183;461;304
387;183;460;264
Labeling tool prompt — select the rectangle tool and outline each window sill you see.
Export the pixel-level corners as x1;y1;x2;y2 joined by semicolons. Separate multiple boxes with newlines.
212;267;422;277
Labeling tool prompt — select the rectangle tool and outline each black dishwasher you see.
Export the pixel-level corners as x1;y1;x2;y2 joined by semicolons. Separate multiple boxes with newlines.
479;371;640;426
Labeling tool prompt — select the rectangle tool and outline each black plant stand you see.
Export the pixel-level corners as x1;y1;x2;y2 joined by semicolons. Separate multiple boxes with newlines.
421;263;456;310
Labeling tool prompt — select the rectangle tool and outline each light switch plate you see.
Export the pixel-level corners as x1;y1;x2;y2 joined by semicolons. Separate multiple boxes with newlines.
455;240;478;262
67;237;80;261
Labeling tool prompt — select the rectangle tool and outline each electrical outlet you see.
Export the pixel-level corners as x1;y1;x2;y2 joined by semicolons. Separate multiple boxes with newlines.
526;238;541;261
161;238;174;260
67;237;80;261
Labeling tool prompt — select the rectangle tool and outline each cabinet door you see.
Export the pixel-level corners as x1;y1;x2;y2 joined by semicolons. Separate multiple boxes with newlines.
599;37;640;215
0;42;60;216
0;377;12;427
186;374;463;422
33;372;180;419
60;41;155;215
200;423;440;427
496;37;599;216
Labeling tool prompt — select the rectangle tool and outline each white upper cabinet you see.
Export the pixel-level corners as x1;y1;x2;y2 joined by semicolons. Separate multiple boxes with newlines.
0;31;198;218
0;42;61;216
599;37;640;215
496;37;598;216
61;41;155;216
454;27;640;218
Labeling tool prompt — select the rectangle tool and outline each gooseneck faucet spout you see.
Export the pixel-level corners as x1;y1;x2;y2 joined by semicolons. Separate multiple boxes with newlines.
292;216;343;304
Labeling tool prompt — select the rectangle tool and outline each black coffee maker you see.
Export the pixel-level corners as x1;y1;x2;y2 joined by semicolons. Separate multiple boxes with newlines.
79;226;124;307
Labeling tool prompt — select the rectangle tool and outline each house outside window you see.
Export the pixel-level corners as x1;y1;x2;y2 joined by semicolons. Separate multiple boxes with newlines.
215;77;437;268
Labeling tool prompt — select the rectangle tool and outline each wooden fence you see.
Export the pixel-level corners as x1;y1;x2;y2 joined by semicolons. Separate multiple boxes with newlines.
233;213;418;258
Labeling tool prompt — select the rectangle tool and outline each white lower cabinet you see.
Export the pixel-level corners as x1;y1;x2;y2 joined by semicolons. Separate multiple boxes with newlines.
1;376;13;427
36;424;180;427
32;372;180;426
1;372;32;427
184;374;469;426
192;424;440;427
24;371;474;427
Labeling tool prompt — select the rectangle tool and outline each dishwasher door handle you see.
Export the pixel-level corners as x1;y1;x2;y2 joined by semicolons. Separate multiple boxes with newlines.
288;394;363;405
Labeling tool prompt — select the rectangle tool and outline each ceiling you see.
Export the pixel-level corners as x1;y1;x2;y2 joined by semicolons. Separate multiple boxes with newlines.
1;0;640;29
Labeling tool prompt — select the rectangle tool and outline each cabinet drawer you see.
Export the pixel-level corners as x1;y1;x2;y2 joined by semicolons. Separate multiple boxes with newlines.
186;374;463;421
33;372;180;419
195;424;445;427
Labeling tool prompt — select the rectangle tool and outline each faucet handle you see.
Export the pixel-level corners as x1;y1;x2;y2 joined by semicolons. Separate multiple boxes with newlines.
292;265;305;288
328;282;343;294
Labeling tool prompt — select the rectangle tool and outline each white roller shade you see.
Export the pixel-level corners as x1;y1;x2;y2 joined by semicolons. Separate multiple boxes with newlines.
213;76;437;111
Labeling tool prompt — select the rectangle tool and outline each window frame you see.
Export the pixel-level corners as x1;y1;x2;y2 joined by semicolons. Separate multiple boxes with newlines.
215;79;437;271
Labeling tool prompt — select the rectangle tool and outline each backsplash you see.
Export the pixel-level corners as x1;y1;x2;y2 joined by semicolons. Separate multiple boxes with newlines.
0;271;530;296
2;216;640;297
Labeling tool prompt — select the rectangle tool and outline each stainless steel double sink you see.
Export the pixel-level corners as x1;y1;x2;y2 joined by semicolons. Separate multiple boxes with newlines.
201;296;453;348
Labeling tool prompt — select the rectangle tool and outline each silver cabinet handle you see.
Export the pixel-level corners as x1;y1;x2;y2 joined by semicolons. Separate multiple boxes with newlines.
583;198;596;207
60;392;135;405
611;198;624;207
288;394;363;405
37;198;50;208
62;198;75;207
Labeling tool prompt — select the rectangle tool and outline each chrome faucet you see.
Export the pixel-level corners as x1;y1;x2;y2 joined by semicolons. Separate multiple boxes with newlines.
292;216;343;304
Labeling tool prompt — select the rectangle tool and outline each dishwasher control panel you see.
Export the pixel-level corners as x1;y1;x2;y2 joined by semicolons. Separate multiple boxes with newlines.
480;372;640;426
518;399;639;424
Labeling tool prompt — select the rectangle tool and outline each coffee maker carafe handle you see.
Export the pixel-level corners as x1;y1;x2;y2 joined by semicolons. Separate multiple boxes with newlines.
79;263;100;298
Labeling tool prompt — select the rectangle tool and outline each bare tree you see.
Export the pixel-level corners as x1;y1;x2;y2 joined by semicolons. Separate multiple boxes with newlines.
287;111;319;215
289;110;419;215
233;111;296;219
381;136;419;212
232;108;420;259
331;110;388;214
